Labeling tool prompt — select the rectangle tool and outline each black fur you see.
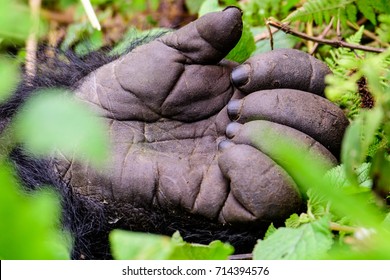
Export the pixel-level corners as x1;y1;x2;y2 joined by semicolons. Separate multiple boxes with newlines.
1;38;268;259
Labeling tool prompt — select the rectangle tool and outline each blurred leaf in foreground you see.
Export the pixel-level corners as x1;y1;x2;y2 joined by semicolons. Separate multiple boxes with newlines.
0;164;70;259
0;57;20;103
185;0;205;14
110;230;234;260
198;0;222;16
370;150;390;202
341;108;383;185
0;0;33;41
253;217;333;260
250;127;390;259
326;163;372;190
13;89;109;166
110;27;170;57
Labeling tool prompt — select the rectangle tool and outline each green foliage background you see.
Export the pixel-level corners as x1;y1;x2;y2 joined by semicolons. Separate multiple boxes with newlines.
0;0;390;260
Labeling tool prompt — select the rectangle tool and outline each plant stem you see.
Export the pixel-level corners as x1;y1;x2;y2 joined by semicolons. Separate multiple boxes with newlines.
255;26;279;42
329;222;356;233
229;253;253;260
306;21;314;53
267;19;387;53
265;20;274;50
310;18;334;55
26;0;42;79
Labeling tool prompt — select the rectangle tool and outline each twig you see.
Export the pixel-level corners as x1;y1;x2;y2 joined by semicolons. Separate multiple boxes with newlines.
306;21;314;53
254;27;278;42
80;0;101;30
310;18;334;55
229;253;253;260
41;8;74;24
336;18;342;41
266;19;387;53
26;0;42;79
265;19;274;50
330;222;356;233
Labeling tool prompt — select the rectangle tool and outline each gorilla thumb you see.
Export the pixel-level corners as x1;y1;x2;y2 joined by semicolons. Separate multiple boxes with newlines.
159;7;243;64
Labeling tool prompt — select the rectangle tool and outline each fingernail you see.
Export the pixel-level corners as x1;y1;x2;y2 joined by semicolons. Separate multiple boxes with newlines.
231;64;250;87
223;6;243;16
226;122;242;139
227;99;242;120
218;140;234;151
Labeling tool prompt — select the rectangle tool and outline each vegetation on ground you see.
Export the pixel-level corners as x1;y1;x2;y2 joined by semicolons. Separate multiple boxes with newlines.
0;0;389;260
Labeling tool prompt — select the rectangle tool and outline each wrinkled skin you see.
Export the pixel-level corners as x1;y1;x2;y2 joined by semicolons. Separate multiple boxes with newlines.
54;7;349;227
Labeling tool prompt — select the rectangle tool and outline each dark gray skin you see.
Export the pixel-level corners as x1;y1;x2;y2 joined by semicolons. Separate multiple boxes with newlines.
54;7;348;227
226;88;349;157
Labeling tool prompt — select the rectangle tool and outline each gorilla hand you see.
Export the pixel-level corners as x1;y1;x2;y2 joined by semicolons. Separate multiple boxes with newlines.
54;7;348;229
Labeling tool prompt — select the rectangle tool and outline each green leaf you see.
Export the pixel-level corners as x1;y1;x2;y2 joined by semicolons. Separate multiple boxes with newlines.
59;0;78;9
285;213;311;228
61;23;91;51
226;23;255;63
264;223;277;239
370;150;390;200
0;58;20;103
282;0;374;27
110;230;173;260
74;30;104;56
378;15;390;43
110;230;234;260
326;163;372;189
356;0;376;24
13;89;109;165
345;4;357;23
383;212;390;229
252;130;384;228
253;217;333;260
361;52;390;96
284;213;302;228
252;27;300;54
341;107;383;185
282;0;301;15
185;0;205;14
110;27;170;56
0;1;33;41
198;0;223;17
169;232;234;260
305;188;331;220
0;164;70;259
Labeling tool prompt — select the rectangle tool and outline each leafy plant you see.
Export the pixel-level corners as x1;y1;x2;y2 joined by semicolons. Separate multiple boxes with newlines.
1;0;390;261
14;89;109;165
0;0;109;260
285;0;390;25
253;217;333;260
0;163;70;259
110;230;234;260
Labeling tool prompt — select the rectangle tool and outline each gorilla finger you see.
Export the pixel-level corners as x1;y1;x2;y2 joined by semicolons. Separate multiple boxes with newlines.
226;120;338;169
159;7;243;64
160;64;234;121
114;8;242;112
227;89;349;157
218;144;302;224
231;49;331;96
